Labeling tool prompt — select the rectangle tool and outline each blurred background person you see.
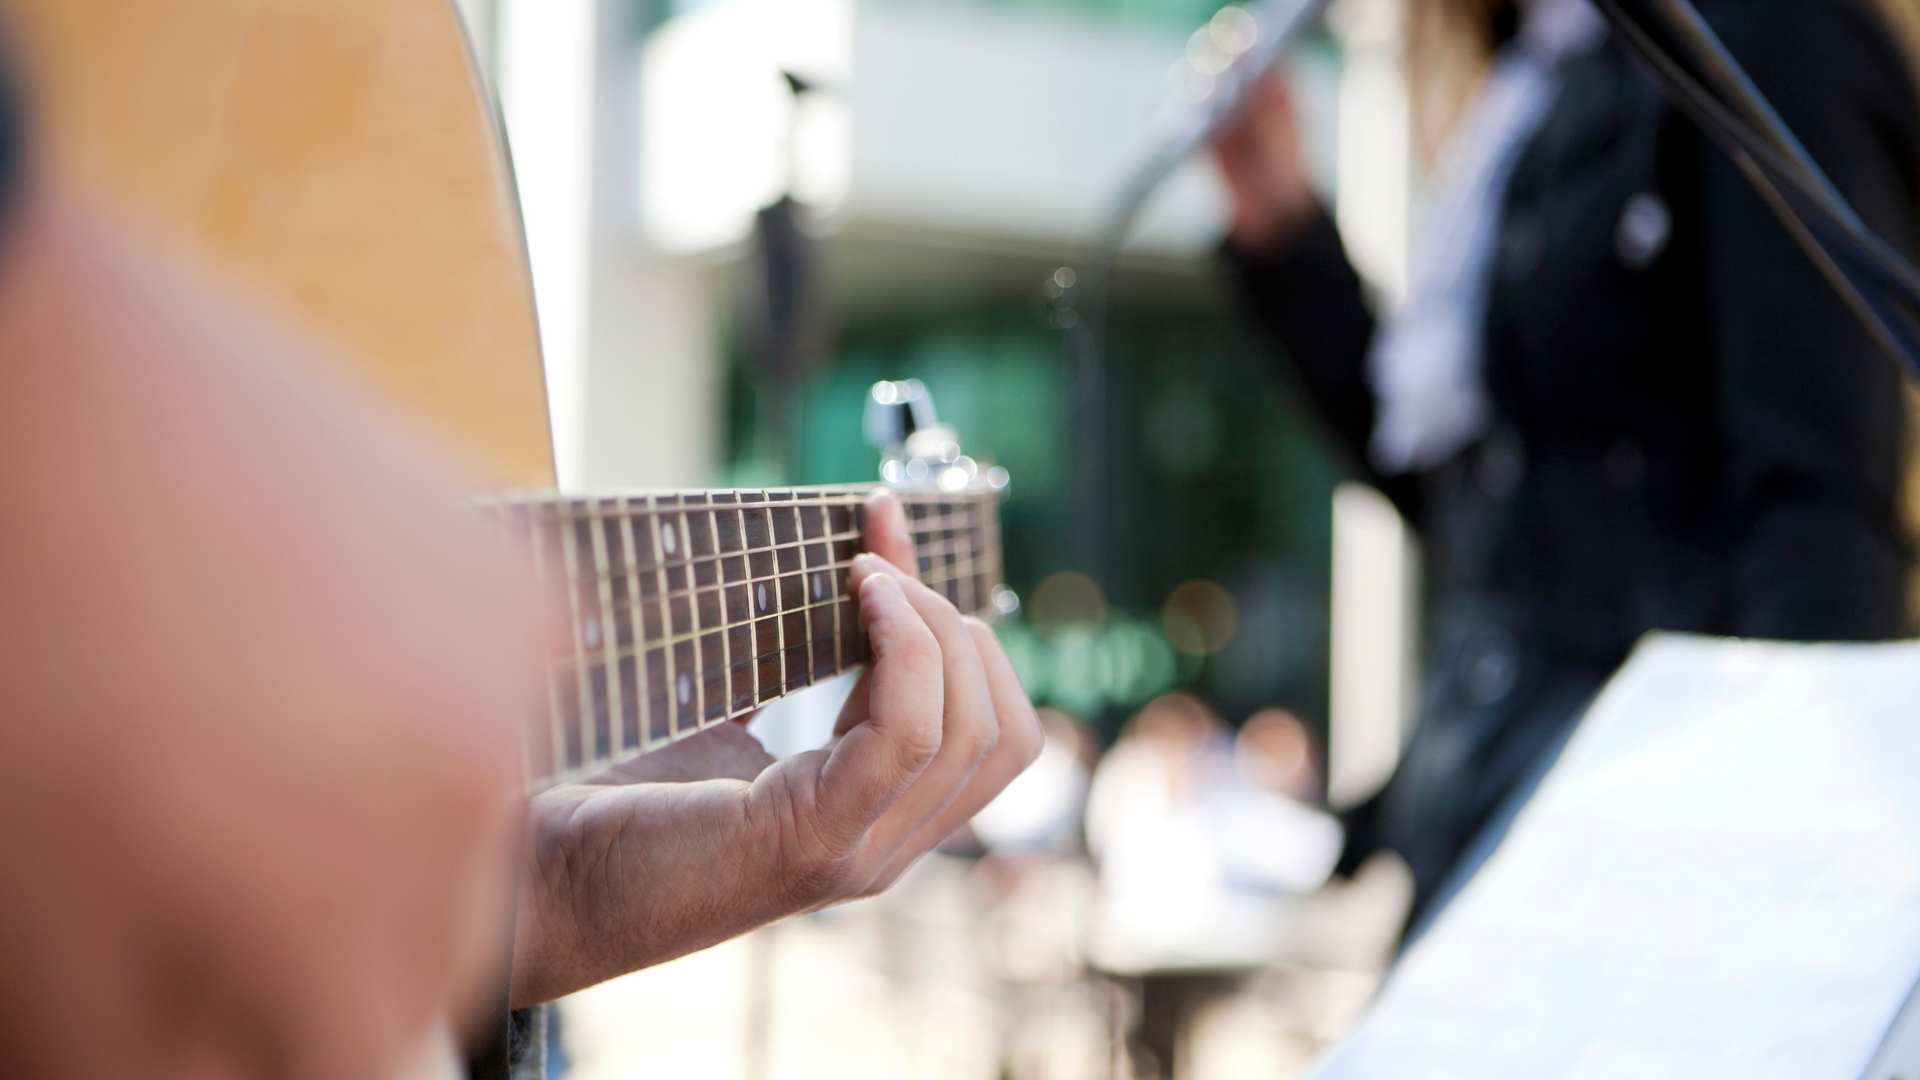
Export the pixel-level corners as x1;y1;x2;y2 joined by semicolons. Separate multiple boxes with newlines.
422;0;1920;1073
1083;695;1343;1077
1211;0;1920;934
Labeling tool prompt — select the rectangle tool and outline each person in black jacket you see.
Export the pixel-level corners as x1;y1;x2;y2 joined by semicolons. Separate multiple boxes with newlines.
1211;0;1919;932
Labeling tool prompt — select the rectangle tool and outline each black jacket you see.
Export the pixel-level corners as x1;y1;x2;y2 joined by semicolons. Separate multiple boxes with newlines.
1227;0;1918;920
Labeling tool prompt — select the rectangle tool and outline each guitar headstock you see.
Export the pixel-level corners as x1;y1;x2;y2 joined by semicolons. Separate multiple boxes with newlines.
864;379;1012;498
864;380;1018;619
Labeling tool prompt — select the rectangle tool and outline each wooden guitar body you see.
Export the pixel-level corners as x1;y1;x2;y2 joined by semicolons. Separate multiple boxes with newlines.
5;0;556;488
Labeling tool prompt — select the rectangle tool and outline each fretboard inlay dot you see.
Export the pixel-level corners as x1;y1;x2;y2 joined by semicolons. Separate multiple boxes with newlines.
583;620;601;650
812;573;824;600
661;522;677;555
757;583;769;612
677;672;691;706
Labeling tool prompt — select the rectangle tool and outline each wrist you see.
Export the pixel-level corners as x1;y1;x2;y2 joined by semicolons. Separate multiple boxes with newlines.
509;789;591;1008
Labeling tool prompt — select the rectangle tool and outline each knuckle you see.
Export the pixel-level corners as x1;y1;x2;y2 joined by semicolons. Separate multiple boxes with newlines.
896;724;943;776
964;717;1000;766
860;859;908;899
930;592;964;624
1019;715;1045;768
910;581;960;621
900;618;942;664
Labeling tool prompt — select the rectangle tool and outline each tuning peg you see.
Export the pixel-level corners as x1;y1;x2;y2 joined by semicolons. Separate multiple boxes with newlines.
864;379;939;456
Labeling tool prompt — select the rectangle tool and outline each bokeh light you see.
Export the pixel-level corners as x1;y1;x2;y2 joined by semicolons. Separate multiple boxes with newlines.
1161;578;1239;656
1029;570;1109;631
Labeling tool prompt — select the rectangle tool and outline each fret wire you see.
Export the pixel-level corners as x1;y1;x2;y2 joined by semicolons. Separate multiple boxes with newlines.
509;489;974;517
961;500;979;614
582;625;855;690
533;499;973;536
588;502;624;761
522;490;1002;782
527;506;568;778
549;629;857;781
557;508;595;771
770;495;791;697
547;551;991;666
678;513;707;727
550;551;996;780
547;515;985;588
564;614;875;772
798;500;820;685
581;540;989;648
826;503;845;674
535;504;990;579
616;499;653;754
733;498;763;708
647;496;679;745
625;539;986;615
709;502;736;732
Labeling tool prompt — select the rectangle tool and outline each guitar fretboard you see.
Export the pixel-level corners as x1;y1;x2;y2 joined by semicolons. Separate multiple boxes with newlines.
487;486;1003;786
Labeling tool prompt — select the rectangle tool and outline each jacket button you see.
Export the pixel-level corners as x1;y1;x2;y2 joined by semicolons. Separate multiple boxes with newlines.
1616;193;1672;270
1463;631;1520;707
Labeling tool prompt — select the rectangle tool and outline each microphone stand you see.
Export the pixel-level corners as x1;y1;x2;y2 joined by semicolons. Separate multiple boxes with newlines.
1052;0;1331;594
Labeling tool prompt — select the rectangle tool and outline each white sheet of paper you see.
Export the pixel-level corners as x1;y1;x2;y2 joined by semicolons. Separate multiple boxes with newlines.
1312;635;1920;1080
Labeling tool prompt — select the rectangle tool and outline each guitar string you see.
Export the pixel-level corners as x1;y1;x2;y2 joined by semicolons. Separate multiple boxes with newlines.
512;510;992;585
513;496;999;767
489;488;990;514
541;531;991;622
542;547;995;764
523;511;996;603
543;564;996;771
548;548;995;668
497;495;990;542
546;528;992;605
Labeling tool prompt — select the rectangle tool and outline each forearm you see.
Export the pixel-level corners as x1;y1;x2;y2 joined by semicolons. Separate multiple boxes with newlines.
512;780;781;1007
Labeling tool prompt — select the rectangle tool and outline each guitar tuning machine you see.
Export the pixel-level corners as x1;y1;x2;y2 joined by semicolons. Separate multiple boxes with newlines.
864;379;1010;496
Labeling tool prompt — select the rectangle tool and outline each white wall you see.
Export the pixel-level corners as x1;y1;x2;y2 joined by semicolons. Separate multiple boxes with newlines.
638;0;1232;257
494;0;726;489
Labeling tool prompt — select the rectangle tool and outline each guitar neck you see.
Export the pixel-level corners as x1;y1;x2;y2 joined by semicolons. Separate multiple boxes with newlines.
487;486;1004;786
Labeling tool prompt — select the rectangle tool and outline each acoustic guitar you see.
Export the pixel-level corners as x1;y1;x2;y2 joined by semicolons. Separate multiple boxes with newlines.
7;0;1007;1070
8;0;1008;769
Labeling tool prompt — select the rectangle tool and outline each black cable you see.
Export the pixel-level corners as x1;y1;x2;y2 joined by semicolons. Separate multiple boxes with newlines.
1591;0;1920;374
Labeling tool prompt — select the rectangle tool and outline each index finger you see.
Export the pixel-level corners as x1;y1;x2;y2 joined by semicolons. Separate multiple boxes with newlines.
815;572;944;836
863;488;919;581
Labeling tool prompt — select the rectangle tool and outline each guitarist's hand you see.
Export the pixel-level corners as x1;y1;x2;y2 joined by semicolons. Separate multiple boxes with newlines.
512;490;1042;1006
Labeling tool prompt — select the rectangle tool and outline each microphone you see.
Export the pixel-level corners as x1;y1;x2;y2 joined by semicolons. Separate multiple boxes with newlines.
1052;0;1328;594
1157;0;1331;176
1093;0;1330;252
